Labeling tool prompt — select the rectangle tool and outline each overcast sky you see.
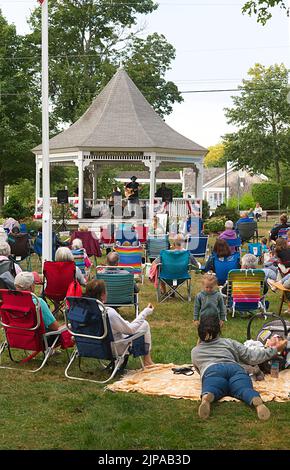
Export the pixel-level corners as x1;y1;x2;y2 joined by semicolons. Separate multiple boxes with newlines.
1;0;289;148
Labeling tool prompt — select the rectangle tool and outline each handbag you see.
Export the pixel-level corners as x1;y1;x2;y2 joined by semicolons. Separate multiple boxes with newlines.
66;279;83;308
59;329;75;349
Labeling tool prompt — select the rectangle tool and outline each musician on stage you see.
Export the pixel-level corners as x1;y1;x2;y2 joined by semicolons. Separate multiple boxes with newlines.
125;176;140;217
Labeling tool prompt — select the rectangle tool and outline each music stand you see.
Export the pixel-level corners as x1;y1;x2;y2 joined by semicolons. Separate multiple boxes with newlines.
56;190;69;233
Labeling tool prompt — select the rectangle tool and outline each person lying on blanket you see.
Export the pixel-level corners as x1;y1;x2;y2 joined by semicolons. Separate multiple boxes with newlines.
191;314;287;421
85;279;154;367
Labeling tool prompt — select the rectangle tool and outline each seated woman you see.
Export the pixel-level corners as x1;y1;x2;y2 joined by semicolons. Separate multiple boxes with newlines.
270;213;290;241
218;220;237;254
253;202;263;221
55;247;86;286
148;215;165;236
204;239;240;285
274;238;290;279
70;238;92;280
85;280;154;367
191;314;287;420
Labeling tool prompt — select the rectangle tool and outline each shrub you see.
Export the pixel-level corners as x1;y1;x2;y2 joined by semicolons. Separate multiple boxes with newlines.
1;196;32;220
8;180;35;208
202;199;210;220
212;204;240;223
252;183;288;210
52;201;73;221
240;192;255;210
227;196;239;210
204;216;226;234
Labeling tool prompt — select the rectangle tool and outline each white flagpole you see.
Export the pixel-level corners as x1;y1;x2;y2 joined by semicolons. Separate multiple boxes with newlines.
41;0;52;261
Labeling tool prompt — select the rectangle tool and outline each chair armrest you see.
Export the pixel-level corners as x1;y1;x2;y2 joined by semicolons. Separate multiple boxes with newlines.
113;330;145;345
44;325;67;337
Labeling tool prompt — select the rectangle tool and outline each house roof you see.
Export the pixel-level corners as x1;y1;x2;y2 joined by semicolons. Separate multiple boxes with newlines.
33;68;207;155
203;168;224;185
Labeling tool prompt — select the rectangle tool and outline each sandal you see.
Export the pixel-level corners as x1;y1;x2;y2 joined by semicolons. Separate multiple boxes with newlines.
172;366;194;376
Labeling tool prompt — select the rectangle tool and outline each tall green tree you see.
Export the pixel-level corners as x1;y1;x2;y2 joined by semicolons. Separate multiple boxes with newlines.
242;1;287;24
0;11;41;208
223;63;290;183
204;143;225;168
27;0;182;125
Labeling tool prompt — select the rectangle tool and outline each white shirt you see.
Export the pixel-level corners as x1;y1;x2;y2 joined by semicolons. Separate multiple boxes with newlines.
106;306;153;343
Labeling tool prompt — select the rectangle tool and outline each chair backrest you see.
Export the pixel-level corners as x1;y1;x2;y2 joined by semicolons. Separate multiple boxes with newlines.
225;237;242;250
20;224;27;233
0;259;16;277
71;248;86;275
100;227;115;244
236;221;257;242
186;236;208;258
227;269;265;310
0;289;45;352
159;250;191;280
115;229;137;246
147;236;169;260
8;233;30;259
135;225;149;244
96;270;135;305
114;245;143;275
248;243;263;257
70;231;101;257
278;228;289;239
43;261;75;302
213;252;240;285
33;232;57;260
66;296;114;360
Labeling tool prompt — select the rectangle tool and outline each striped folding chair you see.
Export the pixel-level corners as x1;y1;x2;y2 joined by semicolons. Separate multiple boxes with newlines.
226;269;267;318
114;245;144;283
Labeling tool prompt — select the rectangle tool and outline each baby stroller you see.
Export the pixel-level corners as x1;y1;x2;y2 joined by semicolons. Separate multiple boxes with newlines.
247;313;290;374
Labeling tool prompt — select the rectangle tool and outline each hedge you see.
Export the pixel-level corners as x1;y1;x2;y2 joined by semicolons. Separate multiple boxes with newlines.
252;183;290;210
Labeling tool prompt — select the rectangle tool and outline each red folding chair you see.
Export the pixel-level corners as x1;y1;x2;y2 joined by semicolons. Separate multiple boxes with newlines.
43;261;76;317
135;225;149;245
0;289;67;372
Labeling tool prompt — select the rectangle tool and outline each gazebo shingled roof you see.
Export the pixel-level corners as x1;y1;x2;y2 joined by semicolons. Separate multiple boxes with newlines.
33;68;206;154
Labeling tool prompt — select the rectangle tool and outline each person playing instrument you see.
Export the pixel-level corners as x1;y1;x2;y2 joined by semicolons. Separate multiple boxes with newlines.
125;176;140;217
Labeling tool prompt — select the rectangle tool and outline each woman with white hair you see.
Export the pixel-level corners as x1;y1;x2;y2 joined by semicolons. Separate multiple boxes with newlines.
0;241;22;274
219;220;237;254
55;247;86;285
70;238;91;279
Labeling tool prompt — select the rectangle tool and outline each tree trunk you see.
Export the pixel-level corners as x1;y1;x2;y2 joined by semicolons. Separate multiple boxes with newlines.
0;181;5;211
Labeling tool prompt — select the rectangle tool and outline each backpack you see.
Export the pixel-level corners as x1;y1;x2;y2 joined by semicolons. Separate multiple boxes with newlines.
247;313;290;374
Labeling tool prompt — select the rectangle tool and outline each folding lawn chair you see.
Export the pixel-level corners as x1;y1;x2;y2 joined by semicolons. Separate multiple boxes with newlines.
42;261;76;317
186;236;209;258
212;252;240;286
135;225;149;245
0;289;67;372
64;296;146;384
33;231;57;264
248;242;263;263
157;250;192;303
8;233;32;270
71;248;87;277
146;235;170;262
226;269;267;318
100;227;115;251
96;266;139;316
278;228;289;239
225;237;242;253
236;221;258;243
114;245;144;282
70;231;102;260
115;228;138;246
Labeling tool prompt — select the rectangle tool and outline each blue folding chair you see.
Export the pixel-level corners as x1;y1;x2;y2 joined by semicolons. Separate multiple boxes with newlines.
248;243;263;263
64;297;146;384
212;252;240;286
225;237;242;252
278;228;289;239
146;235;170;262
157;250;192;303
19;224;27;233
186;236;208;258
33;231;57;263
115;229;137;246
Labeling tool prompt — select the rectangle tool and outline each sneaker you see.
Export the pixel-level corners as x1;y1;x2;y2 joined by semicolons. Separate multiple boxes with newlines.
198;392;214;419
252;396;271;421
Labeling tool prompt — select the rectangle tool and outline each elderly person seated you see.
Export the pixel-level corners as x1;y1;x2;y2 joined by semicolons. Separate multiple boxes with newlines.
235;212;254;229
0;241;22;275
85;279;154;367
14;272;60;333
241;253;274;293
219;220;237;254
55;247;86;286
103;251;140;297
270;213;290;241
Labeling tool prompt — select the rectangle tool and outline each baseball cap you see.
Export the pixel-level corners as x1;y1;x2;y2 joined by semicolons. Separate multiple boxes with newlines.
14;272;35;290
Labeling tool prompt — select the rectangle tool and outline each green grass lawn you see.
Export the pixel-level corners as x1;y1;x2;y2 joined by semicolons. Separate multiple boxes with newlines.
0;218;290;450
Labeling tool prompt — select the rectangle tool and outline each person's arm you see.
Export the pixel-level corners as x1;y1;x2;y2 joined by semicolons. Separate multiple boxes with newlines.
190;254;199;269
217;294;226;321
203;255;214;273
231;339;285;365
193;294;201;321
76;267;86;286
109;305;153;336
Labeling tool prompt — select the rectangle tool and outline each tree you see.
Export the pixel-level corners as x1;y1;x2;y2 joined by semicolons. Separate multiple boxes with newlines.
27;0;182;125
0;11;41;209
204;143;225;168
223;64;290;183
242;1;287;25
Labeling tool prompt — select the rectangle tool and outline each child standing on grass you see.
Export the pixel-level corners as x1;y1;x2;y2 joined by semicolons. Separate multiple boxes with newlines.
194;273;226;328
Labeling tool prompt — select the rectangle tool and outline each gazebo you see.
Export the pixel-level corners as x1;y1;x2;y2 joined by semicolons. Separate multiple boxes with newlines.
33;68;207;220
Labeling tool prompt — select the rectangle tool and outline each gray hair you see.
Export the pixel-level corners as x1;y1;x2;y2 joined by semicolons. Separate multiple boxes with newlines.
14;272;34;290
55;247;74;262
241;211;248;218
225;220;234;230
71;238;83;250
241;254;257;269
107;252;119;266
0;241;11;257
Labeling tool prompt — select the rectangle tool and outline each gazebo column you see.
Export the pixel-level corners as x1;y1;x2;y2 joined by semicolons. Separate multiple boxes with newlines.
195;162;204;201
144;154;159;220
92;162;98;204
75;153;87;219
35;157;42;213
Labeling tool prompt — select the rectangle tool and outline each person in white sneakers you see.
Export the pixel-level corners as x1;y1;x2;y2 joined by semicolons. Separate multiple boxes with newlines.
85;279;154;367
191;314;287;420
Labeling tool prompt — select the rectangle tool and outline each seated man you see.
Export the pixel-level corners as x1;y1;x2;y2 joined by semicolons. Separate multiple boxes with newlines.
85;280;154;367
235;211;254;229
104;251;139;298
